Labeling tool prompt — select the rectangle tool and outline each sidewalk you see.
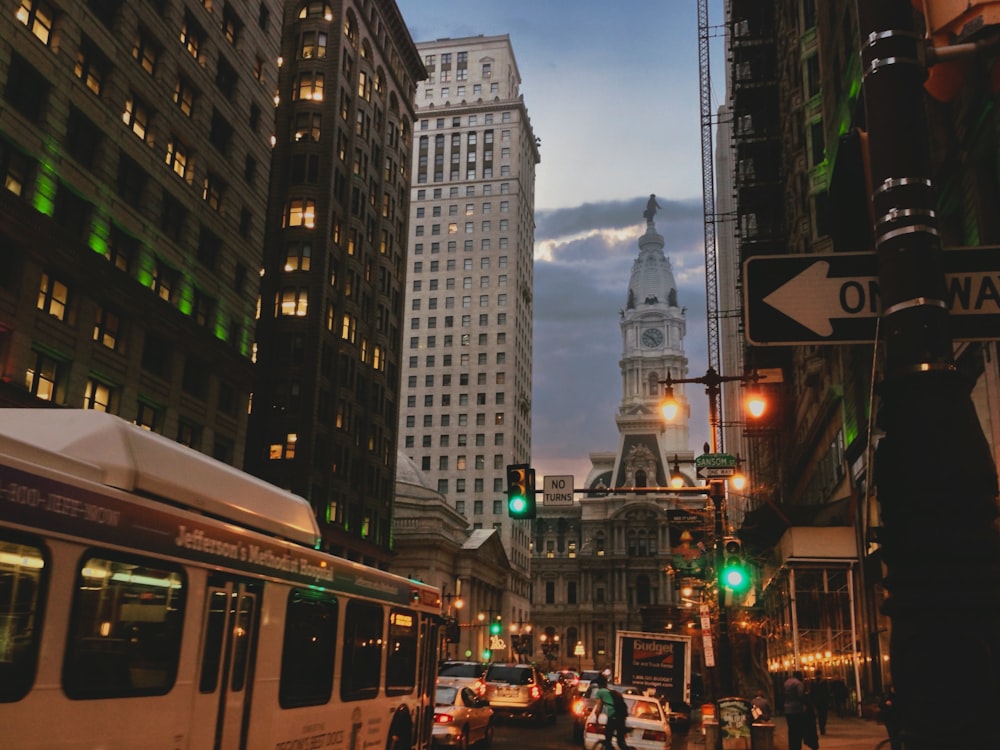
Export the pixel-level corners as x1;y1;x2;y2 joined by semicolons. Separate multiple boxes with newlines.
681;714;889;750
770;715;888;750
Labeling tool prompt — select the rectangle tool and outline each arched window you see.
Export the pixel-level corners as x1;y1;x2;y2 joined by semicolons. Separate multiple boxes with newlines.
297;2;332;21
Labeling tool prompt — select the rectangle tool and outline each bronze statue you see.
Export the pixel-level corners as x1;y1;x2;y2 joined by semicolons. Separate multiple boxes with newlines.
643;193;660;221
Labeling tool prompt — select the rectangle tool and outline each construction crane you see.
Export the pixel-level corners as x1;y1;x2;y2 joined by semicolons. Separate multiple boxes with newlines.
697;0;723;452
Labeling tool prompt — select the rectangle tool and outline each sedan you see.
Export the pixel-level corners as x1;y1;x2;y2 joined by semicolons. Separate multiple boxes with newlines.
583;692;672;750
432;685;495;749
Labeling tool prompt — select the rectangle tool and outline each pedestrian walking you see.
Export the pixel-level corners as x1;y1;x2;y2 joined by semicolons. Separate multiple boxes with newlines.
593;673;630;750
783;670;808;750
812;669;830;735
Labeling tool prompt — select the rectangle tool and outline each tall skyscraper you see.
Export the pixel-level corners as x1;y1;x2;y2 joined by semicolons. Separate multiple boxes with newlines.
401;35;540;608
246;1;424;568
0;0;283;465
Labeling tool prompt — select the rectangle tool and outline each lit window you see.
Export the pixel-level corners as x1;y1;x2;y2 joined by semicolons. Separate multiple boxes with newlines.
122;93;149;141
25;352;59;401
83;379;112;412
16;0;54;45
165;136;189;178
93;307;121;350
37;272;68;321
277;288;308;317
284;199;316;228
132;30;158;75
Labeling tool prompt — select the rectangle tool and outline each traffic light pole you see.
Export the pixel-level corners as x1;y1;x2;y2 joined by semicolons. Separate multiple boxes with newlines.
709;477;733;698
857;4;1000;748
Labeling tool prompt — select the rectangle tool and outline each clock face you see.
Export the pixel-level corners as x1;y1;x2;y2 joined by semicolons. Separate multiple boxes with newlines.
642;328;664;347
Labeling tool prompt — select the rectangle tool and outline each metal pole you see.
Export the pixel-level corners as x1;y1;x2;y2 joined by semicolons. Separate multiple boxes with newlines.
856;3;1000;747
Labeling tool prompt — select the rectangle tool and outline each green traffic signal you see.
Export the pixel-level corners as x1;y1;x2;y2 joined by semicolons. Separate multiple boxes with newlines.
489;620;502;636
721;563;750;591
505;464;537;519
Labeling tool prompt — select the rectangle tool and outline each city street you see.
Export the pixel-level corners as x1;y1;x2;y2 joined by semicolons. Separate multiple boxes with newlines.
487;713;697;750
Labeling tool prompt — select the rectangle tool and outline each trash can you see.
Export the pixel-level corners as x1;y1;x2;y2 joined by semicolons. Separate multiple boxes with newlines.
750;721;775;750
717;697;752;749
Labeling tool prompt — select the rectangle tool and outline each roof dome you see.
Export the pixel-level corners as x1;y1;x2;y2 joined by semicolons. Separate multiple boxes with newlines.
396;452;437;490
626;219;679;310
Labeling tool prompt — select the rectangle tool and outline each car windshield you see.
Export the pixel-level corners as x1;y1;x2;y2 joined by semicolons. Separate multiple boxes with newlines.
486;666;533;685
436;686;459;705
439;663;484;678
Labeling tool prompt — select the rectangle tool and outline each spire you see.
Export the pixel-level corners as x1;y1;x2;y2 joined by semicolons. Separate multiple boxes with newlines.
626;196;679;312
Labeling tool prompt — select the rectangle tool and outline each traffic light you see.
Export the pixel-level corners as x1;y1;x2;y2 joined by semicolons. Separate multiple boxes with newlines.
506;464;536;519
719;537;751;593
489;617;502;636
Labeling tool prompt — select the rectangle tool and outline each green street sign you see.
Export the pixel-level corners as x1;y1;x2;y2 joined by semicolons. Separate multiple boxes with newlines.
695;453;738;469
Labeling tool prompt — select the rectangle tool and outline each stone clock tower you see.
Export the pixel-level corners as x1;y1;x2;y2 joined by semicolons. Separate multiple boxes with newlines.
585;197;693;489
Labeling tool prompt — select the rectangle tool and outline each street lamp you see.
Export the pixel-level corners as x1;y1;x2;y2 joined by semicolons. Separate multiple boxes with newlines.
660;367;767;699
540;633;560;670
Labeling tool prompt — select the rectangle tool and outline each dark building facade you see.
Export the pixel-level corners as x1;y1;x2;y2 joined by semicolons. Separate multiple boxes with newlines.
245;0;424;567
0;0;284;464
725;0;1000;707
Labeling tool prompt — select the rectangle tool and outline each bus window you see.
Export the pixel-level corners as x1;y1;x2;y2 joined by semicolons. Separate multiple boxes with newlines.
64;553;185;699
199;589;229;692
341;600;382;701
385;608;417;696
0;535;47;703
279;589;338;708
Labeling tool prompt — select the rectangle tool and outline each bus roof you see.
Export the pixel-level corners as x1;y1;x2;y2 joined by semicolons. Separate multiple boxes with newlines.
0;409;321;547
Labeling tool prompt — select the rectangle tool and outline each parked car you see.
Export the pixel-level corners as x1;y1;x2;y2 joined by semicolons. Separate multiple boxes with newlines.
482;662;557;725
438;660;489;696
432;685;494;749
583;691;672;750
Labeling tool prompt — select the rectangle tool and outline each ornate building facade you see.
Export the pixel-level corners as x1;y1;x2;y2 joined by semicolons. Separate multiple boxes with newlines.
530;203;710;677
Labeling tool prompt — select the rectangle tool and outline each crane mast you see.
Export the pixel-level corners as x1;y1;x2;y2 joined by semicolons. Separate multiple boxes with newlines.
698;0;723;451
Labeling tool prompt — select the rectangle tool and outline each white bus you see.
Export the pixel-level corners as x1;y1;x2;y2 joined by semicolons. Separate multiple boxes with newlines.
0;410;441;750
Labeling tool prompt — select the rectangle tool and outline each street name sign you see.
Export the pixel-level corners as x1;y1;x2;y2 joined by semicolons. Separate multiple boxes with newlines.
743;247;1000;345
695;452;738;468
543;474;574;506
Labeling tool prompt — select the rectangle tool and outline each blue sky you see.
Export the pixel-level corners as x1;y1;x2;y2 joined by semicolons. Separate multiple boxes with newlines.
396;1;725;487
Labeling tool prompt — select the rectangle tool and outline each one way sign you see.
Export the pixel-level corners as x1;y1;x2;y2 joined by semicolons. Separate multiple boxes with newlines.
743;247;1000;345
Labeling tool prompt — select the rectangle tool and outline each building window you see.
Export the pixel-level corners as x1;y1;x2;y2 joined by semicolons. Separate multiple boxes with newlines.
284;199;316;228
165;136;189;179
132;29;158;75
16;0;55;45
135;402;160;432
74;38;109;96
269;433;297;460
284;242;311;271
122;92;150;141
293;72;324;101
83;379;112;412
37;272;68;321
202;173;224;211
180;13;202;60
277;288;308;317
93;307;121;350
25;351;60;401
293;112;321;142
173;78;196;117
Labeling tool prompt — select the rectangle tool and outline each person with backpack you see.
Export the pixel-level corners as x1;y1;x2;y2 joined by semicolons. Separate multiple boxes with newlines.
593;673;630;750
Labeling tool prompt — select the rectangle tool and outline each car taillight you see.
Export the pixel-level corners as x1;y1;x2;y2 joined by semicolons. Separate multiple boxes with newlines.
641;729;668;742
434;714;454;725
585;721;603;734
530;685;541;699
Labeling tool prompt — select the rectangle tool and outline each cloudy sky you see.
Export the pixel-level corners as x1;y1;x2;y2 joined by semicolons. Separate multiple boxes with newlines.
396;0;726;486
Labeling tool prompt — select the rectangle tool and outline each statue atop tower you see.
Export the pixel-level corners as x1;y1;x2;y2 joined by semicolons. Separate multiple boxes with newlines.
643;193;661;223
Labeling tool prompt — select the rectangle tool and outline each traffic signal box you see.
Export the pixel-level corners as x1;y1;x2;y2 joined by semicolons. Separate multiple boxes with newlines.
505;464;537;519
720;537;751;594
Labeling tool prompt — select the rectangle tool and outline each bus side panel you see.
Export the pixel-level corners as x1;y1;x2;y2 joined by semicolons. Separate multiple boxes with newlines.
0;537;195;750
